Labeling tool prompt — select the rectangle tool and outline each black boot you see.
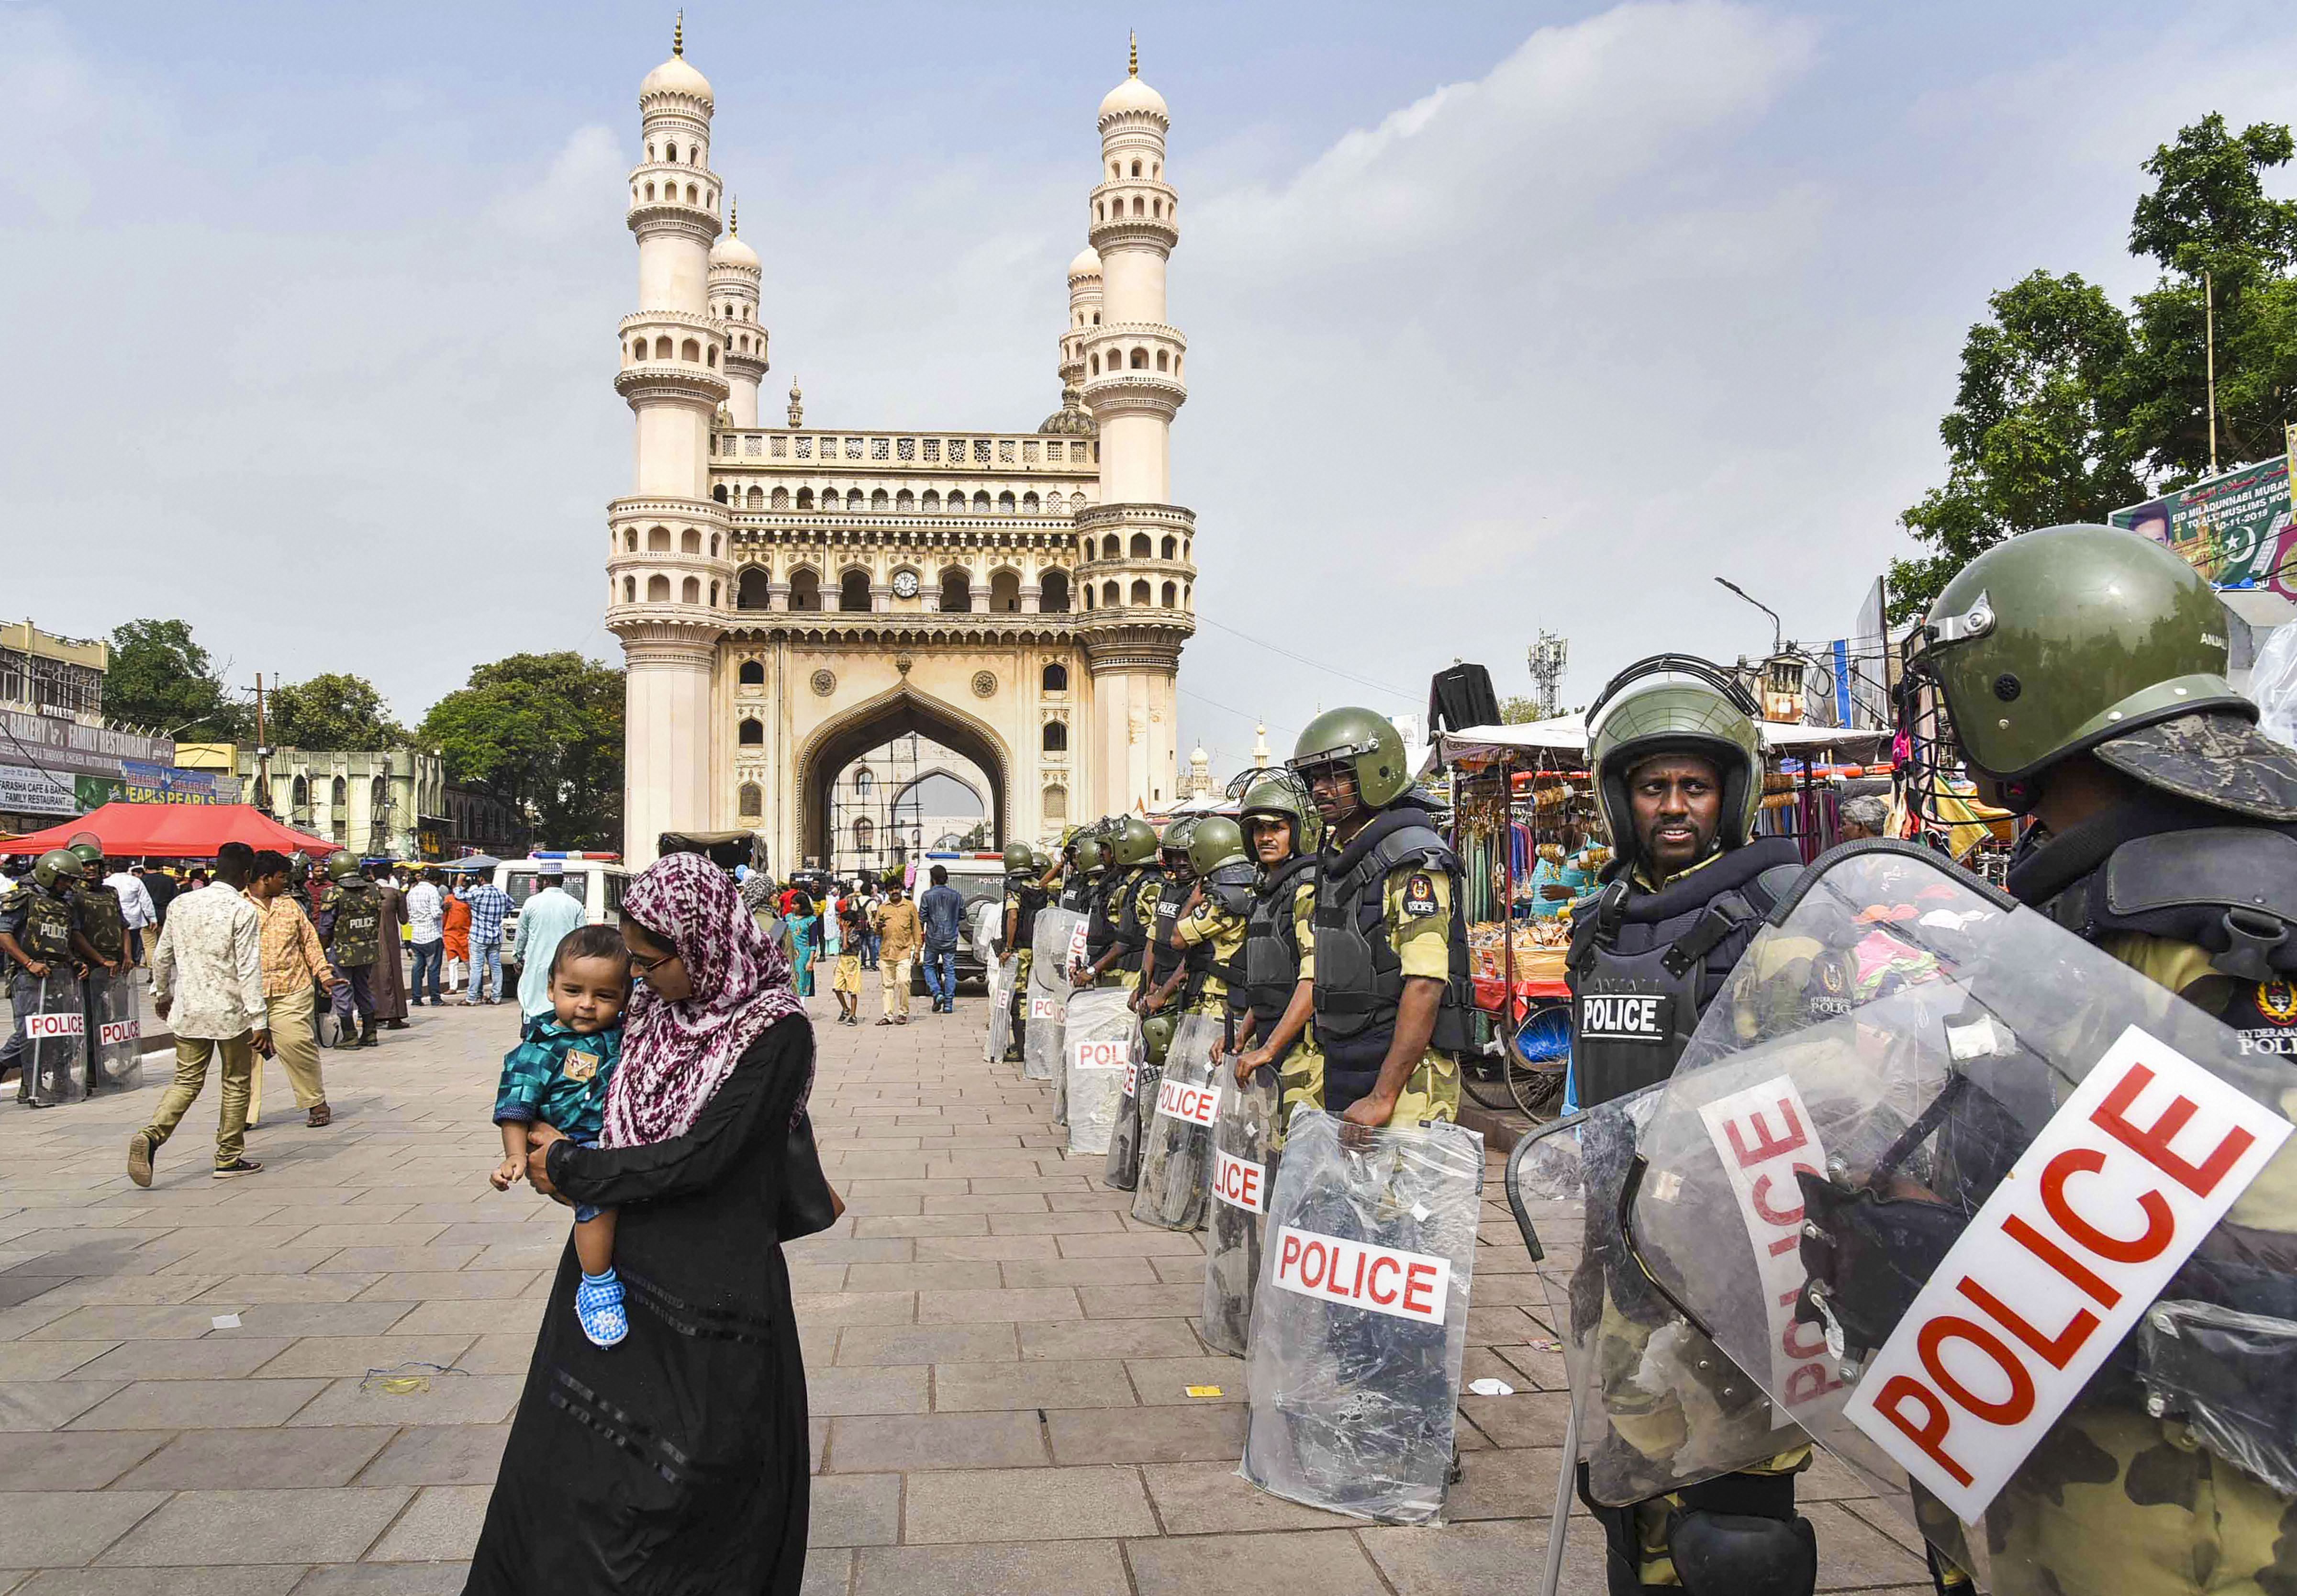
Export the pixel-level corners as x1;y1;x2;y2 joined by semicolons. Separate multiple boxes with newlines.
332;1019;361;1050
357;1018;379;1048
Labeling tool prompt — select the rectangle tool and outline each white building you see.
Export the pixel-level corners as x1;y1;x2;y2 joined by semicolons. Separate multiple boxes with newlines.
606;26;1196;870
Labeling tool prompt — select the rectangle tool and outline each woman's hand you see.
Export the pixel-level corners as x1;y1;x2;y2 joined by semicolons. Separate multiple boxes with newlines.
526;1122;569;1201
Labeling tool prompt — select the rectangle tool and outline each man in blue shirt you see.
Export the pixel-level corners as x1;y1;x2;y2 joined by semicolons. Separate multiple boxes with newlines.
916;865;966;1015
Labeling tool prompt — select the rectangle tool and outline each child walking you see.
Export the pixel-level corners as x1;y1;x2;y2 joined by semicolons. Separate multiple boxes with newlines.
490;924;633;1347
830;895;865;1024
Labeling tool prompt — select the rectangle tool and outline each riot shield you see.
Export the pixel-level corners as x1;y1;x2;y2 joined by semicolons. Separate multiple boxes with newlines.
985;955;1016;1064
1133;1012;1222;1232
1104;1020;1148;1190
1240;1107;1483;1524
19;973;90;1106
1024;908;1086;1084
87;971;144;1091
1062;987;1134;1157
1617;840;2297;1591
1203;1058;1282;1356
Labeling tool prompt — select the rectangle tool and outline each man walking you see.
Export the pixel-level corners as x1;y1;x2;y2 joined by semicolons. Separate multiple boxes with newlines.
871;881;921;1025
917;864;965;1015
249;850;336;1127
130;840;270;1184
512;868;583;1019
461;876;512;1004
405;870;444;1005
314;854;382;1049
107;859;156;969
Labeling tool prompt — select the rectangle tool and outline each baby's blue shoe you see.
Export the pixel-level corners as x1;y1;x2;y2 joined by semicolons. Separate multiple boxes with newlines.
576;1268;627;1347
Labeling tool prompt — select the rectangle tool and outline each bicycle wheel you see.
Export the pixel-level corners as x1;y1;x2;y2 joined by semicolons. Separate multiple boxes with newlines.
1505;1003;1572;1120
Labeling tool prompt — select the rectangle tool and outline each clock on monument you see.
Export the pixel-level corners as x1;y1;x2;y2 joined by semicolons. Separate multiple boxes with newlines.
892;570;919;599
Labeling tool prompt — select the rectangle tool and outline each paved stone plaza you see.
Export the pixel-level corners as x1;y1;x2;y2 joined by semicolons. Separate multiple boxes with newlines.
0;994;1937;1593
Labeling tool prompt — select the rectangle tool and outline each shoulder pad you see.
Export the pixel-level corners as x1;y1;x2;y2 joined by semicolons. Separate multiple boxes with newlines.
0;885;27;911
1751;863;1806;916
2106;828;2297;920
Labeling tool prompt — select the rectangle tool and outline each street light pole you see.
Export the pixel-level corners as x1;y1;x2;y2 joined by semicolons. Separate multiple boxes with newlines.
1714;577;1784;657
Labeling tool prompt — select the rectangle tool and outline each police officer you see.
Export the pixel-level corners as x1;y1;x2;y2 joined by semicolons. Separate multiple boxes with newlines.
1285;707;1470;1132
1564;655;1816;1596
316;853;383;1049
1160;817;1255;1033
1000;840;1045;1061
0;850;92;1104
1225;780;1322;1146
1076;816;1159;990
1137;816;1200;1016
1903;522;2297;1596
64;837;131;1087
1063;832;1108;915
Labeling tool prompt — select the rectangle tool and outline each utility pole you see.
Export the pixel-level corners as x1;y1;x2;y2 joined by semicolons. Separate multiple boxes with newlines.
2205;269;2219;476
253;673;271;814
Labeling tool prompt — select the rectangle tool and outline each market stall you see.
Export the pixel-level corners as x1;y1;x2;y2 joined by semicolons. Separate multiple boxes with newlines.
0;802;341;859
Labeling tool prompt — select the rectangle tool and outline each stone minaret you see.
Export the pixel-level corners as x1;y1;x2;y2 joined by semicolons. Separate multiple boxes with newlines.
607;16;732;865
1076;35;1194;811
712;200;767;428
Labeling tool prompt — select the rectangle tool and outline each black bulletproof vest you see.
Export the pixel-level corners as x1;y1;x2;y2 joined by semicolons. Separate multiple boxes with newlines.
1083;875;1117;958
1011;881;1045;948
1240;857;1316;1063
1310;807;1473;1108
1112;866;1159;975
1564;837;1802;1111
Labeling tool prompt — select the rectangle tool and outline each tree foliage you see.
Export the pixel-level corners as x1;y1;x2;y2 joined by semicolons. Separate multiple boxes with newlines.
265;673;405;752
1498;694;1546;724
420;652;623;848
104;619;249;739
1893;114;2297;622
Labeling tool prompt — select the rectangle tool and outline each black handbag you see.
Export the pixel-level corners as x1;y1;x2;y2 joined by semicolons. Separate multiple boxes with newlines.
779;1110;842;1240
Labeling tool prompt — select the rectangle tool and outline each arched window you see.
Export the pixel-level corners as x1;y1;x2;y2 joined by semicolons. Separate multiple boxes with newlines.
990;570;1021;612
737;717;763;746
713;483;729;504
292;774;309;807
710;533;720;556
1042;720;1068;753
1160;535;1177;559
847;488;865;512
1023;491;1039;512
1103;580;1120;607
1102;535;1121;560
1131;195;1144;217
648;574;671;601
736;567;771;609
1160;580;1176;607
1082;585;1093;611
665;142;679;163
1130;533;1151;558
738;781;761;818
648;527;671;551
681;576;701;604
746;486;763;508
330;776;346;806
622;576;636;603
853;816;875;853
770;486;789;509
997;491;1015;514
625;529;637;551
653;335;672;359
971;491;991;513
1130;159;1141;177
1156;349;1168;370
681;529;701;553
706;347;716;368
789;568;821;610
1042;661;1068;692
871;489;889;512
855;767;873;795
680;338;701;362
921;490;940;512
371;775;387;809
796;487;814;510
709;580;719;606
1070;492;1087;512
1129;347;1148;369
1043;783;1068;824
1089;354;1099;375
896;489;914;511
1040;570;1070;613
1130;579;1151;606
939;568;972;612
838;568;872;612
738;659;765;684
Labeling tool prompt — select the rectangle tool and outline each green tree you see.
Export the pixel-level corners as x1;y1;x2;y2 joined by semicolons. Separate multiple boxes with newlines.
2119;115;2297;478
103;619;248;739
1498;695;1545;724
1888;271;2144;622
420;652;623;848
265;673;405;751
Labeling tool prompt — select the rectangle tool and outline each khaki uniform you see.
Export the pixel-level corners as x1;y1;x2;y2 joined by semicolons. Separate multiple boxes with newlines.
1291;862;1460;1132
1171;893;1245;1014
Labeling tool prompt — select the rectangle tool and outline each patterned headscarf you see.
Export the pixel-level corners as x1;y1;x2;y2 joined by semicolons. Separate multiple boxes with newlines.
600;851;809;1149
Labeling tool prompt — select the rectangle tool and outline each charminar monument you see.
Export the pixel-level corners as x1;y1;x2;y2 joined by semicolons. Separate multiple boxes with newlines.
606;22;1196;870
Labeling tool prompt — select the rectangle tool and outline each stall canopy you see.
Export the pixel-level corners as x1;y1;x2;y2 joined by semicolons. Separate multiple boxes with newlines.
0;803;343;859
1420;714;1892;776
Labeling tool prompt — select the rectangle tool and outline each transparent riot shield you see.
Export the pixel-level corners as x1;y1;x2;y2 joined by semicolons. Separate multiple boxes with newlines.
1024;908;1085;1084
1204;1058;1282;1356
1062;987;1134;1157
19;973;90;1106
1104;1020;1148;1190
985;955;1016;1065
1133;1012;1223;1232
1240;1107;1483;1524
1617;840;2297;1592
87;971;144;1091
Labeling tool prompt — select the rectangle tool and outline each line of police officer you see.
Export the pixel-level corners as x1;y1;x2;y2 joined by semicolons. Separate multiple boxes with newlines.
0;835;135;1106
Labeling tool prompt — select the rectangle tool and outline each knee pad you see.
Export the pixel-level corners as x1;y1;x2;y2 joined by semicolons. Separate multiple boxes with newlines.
1665;1505;1817;1596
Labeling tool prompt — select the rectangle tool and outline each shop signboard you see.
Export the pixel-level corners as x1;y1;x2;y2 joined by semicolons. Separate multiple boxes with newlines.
2111;453;2296;595
118;760;225;805
0;711;171;780
0;763;85;816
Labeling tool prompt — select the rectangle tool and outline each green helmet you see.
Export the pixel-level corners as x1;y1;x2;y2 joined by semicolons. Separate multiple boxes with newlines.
1185;816;1248;876
1032;849;1052;873
1585;655;1763;867
1002;841;1035;873
32;849;84;892
1073;835;1109;874
1908;525;2252;811
288;850;313;884
1160;815;1198;854
1290;706;1411;810
1140;1010;1176;1065
1239;775;1319;854
325;852;364;883
1109;815;1159;868
65;836;105;873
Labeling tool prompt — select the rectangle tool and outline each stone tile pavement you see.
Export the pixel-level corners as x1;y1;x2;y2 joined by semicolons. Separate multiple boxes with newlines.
0;988;1937;1593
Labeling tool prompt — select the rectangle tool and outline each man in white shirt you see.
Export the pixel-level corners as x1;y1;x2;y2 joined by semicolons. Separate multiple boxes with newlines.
131;841;271;1185
511;869;585;1020
106;862;157;969
405;871;446;1005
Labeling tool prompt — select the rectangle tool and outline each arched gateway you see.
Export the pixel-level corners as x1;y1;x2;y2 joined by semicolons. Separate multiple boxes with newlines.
793;682;1008;871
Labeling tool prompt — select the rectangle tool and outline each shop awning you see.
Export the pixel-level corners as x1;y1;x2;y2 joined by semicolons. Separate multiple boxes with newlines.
0;802;343;859
1422;715;1894;776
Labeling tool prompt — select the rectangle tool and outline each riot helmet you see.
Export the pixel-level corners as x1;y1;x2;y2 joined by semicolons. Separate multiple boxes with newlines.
1002;840;1035;874
324;851;364;883
1031;849;1052;873
1109;815;1159;869
1902;524;2271;819
1073;835;1109;875
287;850;313;885
1239;773;1320;856
1585;654;1763;872
1289;707;1410;812
66;838;105;875
1185;816;1248;877
31;849;84;893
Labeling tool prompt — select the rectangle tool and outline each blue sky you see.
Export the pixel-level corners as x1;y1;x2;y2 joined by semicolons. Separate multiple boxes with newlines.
6;0;2296;778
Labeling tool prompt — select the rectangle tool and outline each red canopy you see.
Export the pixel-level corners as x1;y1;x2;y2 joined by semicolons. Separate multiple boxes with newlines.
0;803;343;859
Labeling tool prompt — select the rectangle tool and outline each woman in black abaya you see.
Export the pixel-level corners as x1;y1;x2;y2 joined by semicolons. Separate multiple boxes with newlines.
465;852;819;1594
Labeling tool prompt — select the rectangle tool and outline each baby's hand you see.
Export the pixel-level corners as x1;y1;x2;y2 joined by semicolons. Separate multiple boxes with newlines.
490;1156;524;1192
